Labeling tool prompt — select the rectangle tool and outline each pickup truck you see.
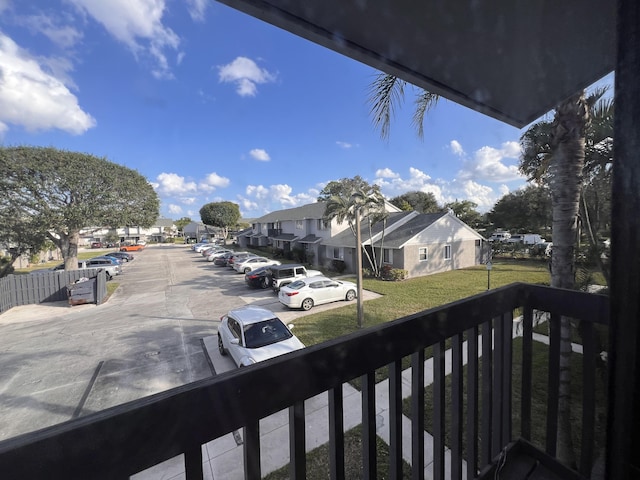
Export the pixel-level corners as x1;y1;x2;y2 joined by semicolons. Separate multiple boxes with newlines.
268;264;322;292
32;259;121;280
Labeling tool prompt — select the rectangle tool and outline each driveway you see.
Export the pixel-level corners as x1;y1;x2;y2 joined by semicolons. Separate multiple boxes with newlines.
0;245;377;442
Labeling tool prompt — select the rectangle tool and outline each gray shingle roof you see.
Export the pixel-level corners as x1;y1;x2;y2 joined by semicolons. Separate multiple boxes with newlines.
371;212;447;248
321;211;413;248
253;202;327;223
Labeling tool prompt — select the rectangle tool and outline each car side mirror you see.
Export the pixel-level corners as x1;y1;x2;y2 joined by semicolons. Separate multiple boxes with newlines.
230;338;240;345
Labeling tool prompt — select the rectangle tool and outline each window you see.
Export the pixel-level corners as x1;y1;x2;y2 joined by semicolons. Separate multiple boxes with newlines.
333;247;340;259
317;219;328;230
475;239;481;247
419;247;428;261
444;245;452;260
295;220;303;230
383;248;392;264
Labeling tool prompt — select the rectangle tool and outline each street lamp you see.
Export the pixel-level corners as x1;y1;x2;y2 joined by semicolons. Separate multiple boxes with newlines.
486;260;492;290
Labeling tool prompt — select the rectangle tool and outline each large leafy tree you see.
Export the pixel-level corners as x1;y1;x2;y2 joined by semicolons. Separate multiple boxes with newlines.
390;190;440;213
489;185;552;233
174;217;192;235
0;210;48;277
0;146;159;270
444;200;483;229
199;202;240;242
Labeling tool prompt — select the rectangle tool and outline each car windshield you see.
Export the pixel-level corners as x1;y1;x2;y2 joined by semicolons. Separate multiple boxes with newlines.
287;280;306;289
243;318;293;349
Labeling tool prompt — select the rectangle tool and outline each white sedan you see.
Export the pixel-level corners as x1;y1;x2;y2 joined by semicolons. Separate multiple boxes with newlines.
218;306;305;367
233;256;281;273
278;276;357;311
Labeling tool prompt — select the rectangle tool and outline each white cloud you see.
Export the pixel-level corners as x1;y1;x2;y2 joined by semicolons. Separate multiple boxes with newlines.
199;172;230;192
18;14;83;49
238;197;258;213
0;0;10;14
180;197;196;205
186;0;208;21
450;139;464;156
375;168;399;179
218;56;276;97
0;33;96;134
167;204;183;215
246;185;269;199
245;183;314;209
336;141;352;149
457;141;524;182
155;172;198;195
249;148;270;162
457;180;496;211
69;0;180;79
374;167;443;203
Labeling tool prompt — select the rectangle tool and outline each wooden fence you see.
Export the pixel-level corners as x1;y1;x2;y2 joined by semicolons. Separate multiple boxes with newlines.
0;270;107;314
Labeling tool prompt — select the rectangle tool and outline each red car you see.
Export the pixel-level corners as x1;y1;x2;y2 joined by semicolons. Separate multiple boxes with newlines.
91;241;103;248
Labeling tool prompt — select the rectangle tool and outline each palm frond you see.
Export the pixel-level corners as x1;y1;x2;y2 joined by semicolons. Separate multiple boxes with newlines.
412;91;439;140
367;73;406;140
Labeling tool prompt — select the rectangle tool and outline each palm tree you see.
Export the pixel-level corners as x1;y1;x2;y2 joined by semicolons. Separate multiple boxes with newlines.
368;74;610;470
323;185;387;328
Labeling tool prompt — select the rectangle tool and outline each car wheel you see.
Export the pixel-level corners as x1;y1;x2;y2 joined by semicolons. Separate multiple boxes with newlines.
345;289;356;301
260;277;269;289
218;334;227;356
244;267;251;274
301;298;314;311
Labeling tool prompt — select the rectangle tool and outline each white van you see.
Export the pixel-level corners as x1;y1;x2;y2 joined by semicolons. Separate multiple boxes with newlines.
489;232;511;242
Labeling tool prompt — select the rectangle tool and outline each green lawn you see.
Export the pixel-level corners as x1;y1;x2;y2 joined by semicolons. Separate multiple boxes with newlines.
291;259;552;348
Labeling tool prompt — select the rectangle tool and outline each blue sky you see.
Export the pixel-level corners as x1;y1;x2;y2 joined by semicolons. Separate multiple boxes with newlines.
0;0;599;221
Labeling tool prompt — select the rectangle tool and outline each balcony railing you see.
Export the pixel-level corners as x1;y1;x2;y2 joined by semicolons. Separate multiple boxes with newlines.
0;283;609;479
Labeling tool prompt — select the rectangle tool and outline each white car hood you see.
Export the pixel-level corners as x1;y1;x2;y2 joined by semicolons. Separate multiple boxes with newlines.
246;336;305;364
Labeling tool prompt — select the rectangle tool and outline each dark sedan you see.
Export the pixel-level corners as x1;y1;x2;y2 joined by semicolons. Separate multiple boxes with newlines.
244;266;272;289
105;252;134;262
213;252;235;267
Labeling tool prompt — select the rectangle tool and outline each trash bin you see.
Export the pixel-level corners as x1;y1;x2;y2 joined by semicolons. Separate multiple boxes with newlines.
67;277;97;306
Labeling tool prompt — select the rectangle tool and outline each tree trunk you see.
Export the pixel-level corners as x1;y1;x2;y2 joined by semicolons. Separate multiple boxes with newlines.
549;91;589;469
54;231;80;270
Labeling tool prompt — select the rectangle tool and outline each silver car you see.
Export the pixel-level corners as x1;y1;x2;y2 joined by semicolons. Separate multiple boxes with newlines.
278;276;357;311
218;306;304;367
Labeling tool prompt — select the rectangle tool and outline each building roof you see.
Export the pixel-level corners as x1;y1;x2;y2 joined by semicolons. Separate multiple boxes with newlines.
371;212;449;248
321;211;414;248
272;233;298;241
154;218;175;228
253;203;327;224
297;235;323;244
216;0;614;128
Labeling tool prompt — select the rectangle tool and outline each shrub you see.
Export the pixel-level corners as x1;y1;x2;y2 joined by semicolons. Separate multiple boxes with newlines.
330;259;346;274
381;264;407;281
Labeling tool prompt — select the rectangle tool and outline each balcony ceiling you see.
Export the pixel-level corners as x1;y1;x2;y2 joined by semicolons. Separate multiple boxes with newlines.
215;0;615;128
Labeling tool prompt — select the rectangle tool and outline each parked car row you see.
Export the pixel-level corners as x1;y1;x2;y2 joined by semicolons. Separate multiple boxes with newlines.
31;251;134;281
190;247;359;369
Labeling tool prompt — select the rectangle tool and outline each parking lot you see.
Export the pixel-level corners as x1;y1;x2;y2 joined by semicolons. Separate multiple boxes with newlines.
0;244;373;442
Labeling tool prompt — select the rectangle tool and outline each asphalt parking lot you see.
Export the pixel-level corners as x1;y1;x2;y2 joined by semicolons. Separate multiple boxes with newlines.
0;244;374;442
